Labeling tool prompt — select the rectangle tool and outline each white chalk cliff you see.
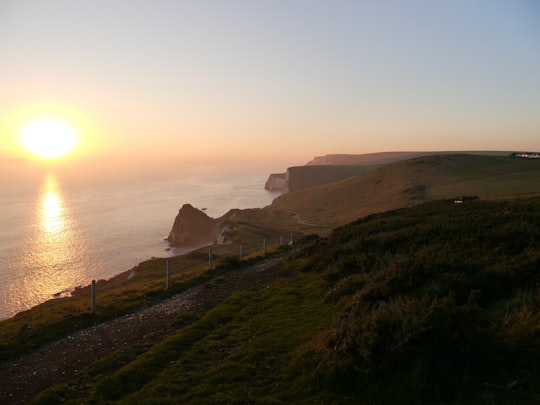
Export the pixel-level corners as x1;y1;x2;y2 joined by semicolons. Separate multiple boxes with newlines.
264;172;288;193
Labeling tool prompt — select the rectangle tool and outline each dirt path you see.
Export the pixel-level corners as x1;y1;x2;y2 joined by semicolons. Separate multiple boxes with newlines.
0;253;290;404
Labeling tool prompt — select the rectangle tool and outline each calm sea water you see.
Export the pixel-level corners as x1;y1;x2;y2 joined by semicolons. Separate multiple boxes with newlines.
0;164;278;320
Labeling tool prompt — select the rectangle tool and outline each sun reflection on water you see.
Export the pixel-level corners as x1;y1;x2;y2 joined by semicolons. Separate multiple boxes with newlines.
41;183;65;234
10;174;90;313
36;175;73;269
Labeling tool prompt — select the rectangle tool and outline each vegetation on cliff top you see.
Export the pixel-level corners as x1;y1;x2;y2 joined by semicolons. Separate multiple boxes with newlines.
31;196;540;404
269;154;540;229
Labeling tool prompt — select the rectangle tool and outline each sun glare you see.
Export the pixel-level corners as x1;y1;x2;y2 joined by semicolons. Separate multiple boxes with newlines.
20;118;77;159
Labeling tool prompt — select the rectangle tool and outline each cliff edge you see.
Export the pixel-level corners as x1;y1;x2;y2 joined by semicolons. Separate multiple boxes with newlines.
264;172;288;193
267;151;510;196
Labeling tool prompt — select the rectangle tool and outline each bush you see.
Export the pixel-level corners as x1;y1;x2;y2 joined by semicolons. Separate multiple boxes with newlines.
301;197;540;401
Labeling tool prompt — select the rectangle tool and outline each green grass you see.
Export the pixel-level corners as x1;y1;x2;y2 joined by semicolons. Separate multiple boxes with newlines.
12;193;540;403
0;244;292;363
287;164;378;192
293;196;540;403
268;154;540;229
34;271;335;404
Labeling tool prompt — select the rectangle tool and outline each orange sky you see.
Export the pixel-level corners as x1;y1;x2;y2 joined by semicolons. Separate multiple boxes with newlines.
1;1;539;171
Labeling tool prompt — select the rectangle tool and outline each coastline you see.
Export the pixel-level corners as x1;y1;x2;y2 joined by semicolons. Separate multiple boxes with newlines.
70;242;213;298
0;170;277;321
4;242;213;322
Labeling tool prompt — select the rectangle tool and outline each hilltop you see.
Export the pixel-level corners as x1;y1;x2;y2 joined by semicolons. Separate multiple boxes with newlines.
267;153;540;229
305;150;509;166
266;151;510;194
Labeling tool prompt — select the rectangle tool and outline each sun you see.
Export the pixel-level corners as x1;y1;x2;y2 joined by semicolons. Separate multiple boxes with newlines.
20;118;77;159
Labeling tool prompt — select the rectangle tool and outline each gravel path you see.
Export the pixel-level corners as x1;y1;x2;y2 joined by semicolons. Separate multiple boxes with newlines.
0;253;290;404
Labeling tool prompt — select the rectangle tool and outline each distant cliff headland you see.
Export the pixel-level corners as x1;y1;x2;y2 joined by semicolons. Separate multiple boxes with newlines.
169;151;540;249
264;152;422;194
264;151;512;194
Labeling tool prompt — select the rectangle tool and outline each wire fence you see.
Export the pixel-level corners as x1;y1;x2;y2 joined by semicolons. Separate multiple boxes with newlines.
89;234;298;313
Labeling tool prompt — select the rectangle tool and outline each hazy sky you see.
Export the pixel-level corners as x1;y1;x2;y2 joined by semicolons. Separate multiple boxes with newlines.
1;0;539;169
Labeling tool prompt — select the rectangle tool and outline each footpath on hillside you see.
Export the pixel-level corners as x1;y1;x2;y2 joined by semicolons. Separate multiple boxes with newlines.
0;251;293;405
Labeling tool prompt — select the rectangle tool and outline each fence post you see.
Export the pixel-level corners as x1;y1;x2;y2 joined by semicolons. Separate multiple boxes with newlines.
263;238;266;254
239;244;243;261
166;260;170;289
280;235;283;245
209;249;213;270
91;280;96;314
290;233;294;245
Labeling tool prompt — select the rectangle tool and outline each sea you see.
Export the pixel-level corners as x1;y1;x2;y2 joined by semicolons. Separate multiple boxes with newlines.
0;161;280;320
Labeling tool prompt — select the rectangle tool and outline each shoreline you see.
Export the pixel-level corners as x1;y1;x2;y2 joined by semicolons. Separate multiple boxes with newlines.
2;242;213;322
71;242;212;298
0;170;277;322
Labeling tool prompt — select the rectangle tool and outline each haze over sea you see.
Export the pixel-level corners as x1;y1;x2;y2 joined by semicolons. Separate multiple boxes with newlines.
0;161;278;320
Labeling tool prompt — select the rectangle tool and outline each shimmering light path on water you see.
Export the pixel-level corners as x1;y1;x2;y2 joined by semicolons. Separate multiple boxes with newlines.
6;175;90;318
0;170;278;320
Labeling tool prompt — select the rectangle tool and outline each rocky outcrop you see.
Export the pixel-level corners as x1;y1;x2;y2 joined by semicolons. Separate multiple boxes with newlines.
168;204;265;247
167;203;296;248
167;204;220;247
264;172;288;193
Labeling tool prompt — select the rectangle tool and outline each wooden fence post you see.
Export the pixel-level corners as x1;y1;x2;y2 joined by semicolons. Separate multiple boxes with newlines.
91;280;96;314
166;260;170;289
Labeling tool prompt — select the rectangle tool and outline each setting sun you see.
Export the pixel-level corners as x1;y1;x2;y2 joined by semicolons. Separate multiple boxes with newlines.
20;118;77;159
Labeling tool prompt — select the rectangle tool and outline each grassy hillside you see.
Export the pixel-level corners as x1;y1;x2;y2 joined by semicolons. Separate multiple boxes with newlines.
0;246;285;363
281;151;510;194
33;196;540;404
286;164;379;193
268;154;540;231
289;196;540;403
304;151;509;166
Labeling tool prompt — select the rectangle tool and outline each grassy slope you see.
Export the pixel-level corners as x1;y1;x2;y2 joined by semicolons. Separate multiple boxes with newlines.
34;269;336;404
4;153;540;402
268;154;540;230
298;196;540;404
286;165;379;193
305;150;509;166
0;247;282;362
35;196;540;404
7;155;520;345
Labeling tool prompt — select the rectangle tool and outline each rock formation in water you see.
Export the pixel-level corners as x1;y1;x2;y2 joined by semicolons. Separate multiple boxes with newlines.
167;204;220;247
167;204;261;247
167;202;294;248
